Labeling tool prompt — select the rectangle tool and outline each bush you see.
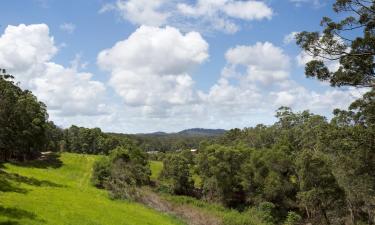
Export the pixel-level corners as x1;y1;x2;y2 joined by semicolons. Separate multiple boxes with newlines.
159;153;194;196
91;156;110;188
283;211;301;225
222;208;274;225
91;145;151;200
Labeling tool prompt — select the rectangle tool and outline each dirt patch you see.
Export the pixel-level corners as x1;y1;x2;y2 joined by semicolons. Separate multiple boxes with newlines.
138;189;221;225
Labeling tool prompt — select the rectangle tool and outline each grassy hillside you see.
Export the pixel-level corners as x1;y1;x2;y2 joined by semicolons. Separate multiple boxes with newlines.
0;153;184;225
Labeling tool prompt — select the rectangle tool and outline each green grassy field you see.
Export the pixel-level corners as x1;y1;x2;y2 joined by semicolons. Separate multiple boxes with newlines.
0;153;184;225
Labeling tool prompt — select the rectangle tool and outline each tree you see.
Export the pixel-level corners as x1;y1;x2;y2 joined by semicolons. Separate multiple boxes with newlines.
296;150;345;225
0;69;48;161
296;1;375;223
296;0;375;88
91;145;151;200
196;144;248;207
159;153;194;196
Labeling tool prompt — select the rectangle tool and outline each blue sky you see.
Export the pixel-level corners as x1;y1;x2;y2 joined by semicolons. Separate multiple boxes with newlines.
0;0;365;133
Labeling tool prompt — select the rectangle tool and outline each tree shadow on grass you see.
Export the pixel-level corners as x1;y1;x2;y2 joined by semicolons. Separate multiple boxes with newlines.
0;221;21;225
11;152;63;169
0;206;36;220
0;176;27;193
0;206;45;224
0;169;65;194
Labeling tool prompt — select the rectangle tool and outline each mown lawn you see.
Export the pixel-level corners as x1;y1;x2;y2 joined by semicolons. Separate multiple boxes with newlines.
0;153;185;225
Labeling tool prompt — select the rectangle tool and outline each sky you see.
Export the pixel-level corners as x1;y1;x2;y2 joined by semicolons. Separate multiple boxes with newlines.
0;0;367;133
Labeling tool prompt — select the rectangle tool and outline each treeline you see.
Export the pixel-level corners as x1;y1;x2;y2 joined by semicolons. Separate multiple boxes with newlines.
57;126;210;155
61;126;130;155
117;133;215;153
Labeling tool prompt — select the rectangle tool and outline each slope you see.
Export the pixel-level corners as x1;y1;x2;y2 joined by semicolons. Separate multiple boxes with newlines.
0;153;184;225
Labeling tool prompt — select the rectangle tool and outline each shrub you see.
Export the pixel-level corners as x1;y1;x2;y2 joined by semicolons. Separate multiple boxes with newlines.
159;154;194;196
283;211;302;225
91;145;151;200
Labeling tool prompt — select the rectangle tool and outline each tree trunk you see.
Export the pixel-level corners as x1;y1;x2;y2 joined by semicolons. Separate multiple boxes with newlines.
348;200;356;225
305;206;310;219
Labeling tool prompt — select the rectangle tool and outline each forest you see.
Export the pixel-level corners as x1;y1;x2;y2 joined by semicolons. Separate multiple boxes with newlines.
0;0;374;225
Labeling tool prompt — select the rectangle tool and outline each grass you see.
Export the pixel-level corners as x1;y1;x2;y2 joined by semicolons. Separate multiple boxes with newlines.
0;153;185;225
150;161;163;181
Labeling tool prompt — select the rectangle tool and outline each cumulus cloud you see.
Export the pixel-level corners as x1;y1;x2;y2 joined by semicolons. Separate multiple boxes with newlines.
177;0;272;33
100;0;170;27
100;0;273;34
0;24;107;117
195;41;366;130
98;26;209;114
225;42;290;84
0;24;57;79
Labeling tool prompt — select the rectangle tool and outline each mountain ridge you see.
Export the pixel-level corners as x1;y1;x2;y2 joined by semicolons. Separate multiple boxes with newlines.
135;128;227;136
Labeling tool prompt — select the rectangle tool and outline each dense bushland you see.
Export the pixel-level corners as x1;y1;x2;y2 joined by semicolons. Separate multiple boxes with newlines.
154;99;375;224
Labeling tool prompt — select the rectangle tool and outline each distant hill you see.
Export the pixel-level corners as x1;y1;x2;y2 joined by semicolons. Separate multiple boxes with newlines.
144;131;168;136
177;128;227;136
136;128;226;137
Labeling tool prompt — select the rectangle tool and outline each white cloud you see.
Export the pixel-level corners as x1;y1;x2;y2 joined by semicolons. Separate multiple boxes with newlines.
290;0;322;7
195;41;366;131
225;42;290;84
0;24;107;117
177;0;273;33
59;23;76;34
101;0;273;34
283;31;299;44
32;63;107;116
98;25;208;114
296;50;340;72
100;0;170;26
177;0;273;20
0;24;57;79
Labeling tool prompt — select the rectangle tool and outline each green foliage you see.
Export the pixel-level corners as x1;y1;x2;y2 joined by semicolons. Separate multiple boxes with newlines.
192;100;374;224
63;125;128;155
91;156;110;188
296;0;375;88
296;150;345;224
283;211;302;225
196;144;248;207
0;70;48;161
92;145;151;200
159;153;194;196
222;207;274;225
